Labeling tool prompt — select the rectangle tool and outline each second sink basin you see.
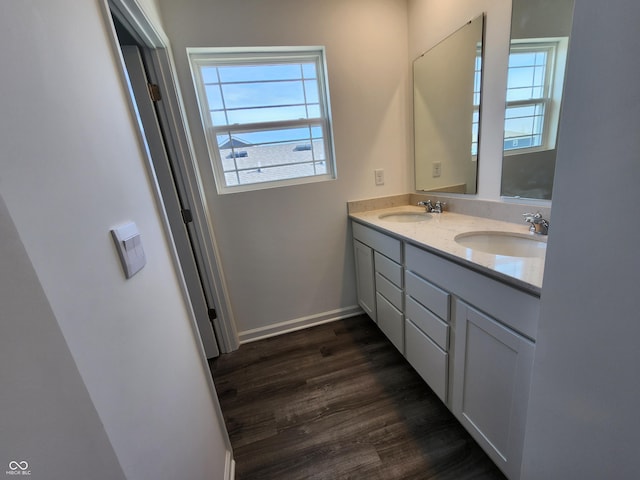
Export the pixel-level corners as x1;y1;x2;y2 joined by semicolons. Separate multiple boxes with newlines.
455;231;547;258
378;212;432;223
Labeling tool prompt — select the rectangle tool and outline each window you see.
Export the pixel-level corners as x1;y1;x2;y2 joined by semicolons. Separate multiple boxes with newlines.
504;39;567;153
188;47;336;194
472;51;482;157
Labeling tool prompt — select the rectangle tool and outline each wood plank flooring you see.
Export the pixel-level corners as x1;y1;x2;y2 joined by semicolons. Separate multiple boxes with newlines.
211;315;506;480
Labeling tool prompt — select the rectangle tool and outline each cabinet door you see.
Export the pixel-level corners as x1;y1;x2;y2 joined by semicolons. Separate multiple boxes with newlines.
354;239;376;321
453;301;534;480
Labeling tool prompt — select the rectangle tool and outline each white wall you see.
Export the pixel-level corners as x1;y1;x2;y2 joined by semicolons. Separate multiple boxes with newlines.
0;0;230;478
521;0;640;477
408;0;512;200
0;194;126;479
158;0;410;338
510;0;573;39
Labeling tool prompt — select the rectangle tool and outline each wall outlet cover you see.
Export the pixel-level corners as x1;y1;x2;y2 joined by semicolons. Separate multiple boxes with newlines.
375;169;385;185
432;161;442;177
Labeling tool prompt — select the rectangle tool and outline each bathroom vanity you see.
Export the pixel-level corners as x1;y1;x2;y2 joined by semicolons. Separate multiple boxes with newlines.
349;200;545;480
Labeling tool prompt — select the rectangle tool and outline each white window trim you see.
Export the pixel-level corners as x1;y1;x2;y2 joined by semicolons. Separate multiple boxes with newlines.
187;46;337;194
504;37;569;156
472;45;483;160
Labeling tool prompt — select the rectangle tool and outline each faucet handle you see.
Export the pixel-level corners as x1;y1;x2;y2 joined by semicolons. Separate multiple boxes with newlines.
523;212;549;235
431;200;446;213
523;212;540;225
417;200;433;212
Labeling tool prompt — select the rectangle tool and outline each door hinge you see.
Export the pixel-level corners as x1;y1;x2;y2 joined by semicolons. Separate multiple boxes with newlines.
208;308;217;321
148;83;161;102
181;209;193;224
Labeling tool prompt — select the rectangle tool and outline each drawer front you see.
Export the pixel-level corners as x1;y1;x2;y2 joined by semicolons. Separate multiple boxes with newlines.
405;295;449;350
405;319;448;403
376;273;402;311
374;252;402;287
376;293;404;354
406;243;539;340
405;270;450;320
352;222;401;263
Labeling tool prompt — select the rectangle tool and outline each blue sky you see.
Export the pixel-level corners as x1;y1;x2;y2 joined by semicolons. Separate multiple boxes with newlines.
203;63;320;125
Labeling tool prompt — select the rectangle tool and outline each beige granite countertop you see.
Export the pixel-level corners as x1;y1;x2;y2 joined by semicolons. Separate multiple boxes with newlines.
349;204;546;295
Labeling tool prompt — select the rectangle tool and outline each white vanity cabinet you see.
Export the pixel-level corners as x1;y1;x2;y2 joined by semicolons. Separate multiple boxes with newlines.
349;209;543;480
405;243;539;480
352;221;404;353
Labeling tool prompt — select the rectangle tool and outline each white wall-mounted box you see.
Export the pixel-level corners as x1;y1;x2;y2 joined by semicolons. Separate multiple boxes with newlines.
110;222;146;279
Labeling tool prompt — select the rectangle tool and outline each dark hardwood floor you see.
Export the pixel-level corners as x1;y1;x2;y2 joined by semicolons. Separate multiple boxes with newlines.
211;315;506;480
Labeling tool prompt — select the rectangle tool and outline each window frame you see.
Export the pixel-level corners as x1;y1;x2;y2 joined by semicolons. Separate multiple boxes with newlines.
472;47;483;159
187;47;337;194
503;38;568;156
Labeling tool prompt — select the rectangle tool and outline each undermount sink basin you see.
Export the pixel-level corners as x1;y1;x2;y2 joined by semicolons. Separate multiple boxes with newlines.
455;231;547;257
378;212;432;223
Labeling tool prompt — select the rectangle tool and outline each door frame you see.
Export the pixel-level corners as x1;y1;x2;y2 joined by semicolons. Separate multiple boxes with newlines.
120;44;220;358
101;0;239;354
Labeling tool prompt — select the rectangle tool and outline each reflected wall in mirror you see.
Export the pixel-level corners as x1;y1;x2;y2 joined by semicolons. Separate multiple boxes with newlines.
501;0;575;200
414;15;484;194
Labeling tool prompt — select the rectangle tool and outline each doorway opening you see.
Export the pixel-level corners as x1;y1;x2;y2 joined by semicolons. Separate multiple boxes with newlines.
105;1;239;357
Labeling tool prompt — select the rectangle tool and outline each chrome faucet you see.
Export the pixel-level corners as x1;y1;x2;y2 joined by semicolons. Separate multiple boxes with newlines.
418;199;446;213
523;212;549;235
432;200;446;213
417;200;433;212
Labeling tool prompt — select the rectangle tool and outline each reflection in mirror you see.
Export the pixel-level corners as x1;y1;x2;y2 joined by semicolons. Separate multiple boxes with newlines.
414;15;484;194
501;0;575;200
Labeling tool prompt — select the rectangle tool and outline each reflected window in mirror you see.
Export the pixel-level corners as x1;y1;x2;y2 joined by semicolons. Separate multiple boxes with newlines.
501;0;575;200
472;54;482;157
504;40;568;154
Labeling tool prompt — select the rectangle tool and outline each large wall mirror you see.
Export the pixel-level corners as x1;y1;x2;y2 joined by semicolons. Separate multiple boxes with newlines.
414;15;484;194
501;0;575;200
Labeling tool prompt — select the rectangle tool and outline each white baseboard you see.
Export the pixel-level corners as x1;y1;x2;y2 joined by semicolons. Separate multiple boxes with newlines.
224;449;235;480
238;305;364;344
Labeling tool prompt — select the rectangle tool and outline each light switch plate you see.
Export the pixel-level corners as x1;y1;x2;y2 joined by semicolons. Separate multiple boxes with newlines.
111;222;146;279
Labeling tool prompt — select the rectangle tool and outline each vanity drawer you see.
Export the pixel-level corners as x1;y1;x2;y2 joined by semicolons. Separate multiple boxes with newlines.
352;222;401;263
376;273;402;311
405;319;448;403
375;252;402;287
405;270;450;321
405;295;449;350
377;293;404;353
406;243;539;340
